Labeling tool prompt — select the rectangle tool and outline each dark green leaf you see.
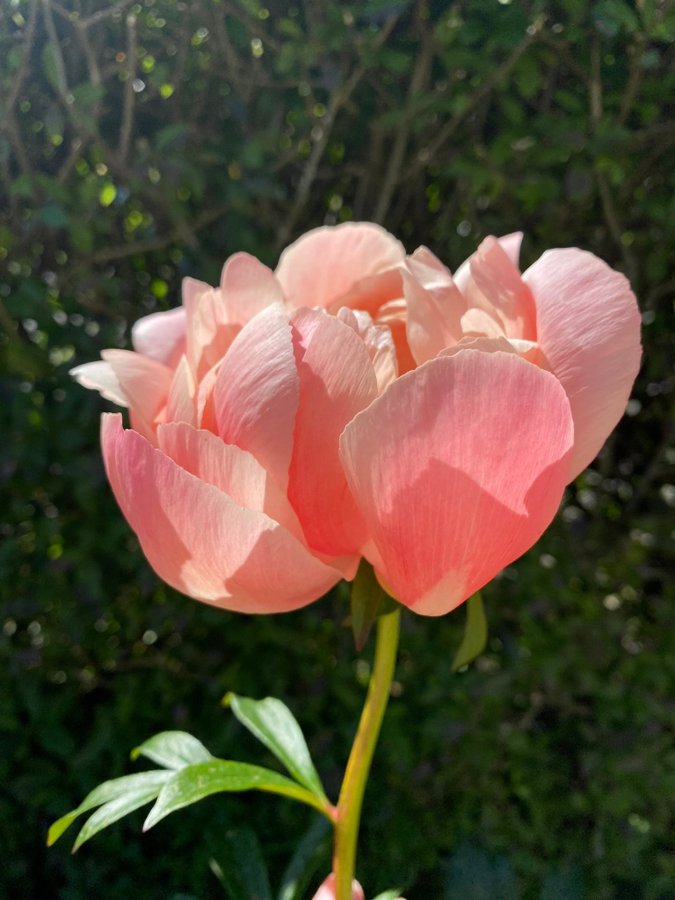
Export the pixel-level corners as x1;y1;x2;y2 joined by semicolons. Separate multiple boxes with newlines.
451;593;487;672
277;816;331;900
209;826;272;900
225;694;327;800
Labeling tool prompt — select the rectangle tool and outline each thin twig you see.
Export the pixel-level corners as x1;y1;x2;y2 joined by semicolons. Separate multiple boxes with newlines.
118;13;138;167
374;15;432;224
91;206;227;264
275;13;400;249
414;17;546;172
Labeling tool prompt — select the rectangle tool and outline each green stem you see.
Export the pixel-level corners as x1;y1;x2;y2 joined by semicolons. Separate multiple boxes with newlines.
333;606;401;899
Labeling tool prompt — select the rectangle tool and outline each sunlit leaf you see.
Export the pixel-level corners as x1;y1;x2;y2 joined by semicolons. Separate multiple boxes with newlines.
131;731;213;769
225;694;327;800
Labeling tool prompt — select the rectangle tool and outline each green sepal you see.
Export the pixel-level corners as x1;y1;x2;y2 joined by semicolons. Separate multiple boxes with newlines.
350;560;398;651
451;592;488;672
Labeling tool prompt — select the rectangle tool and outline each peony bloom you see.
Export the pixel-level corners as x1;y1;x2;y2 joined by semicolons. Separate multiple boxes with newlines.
73;223;640;617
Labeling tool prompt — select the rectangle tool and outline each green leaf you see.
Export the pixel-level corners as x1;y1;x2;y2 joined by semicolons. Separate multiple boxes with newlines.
451;593;487;672
350;559;389;651
143;760;328;831
72;782;168;851
372;892;404;900
209;826;272;900
277;816;331;900
131;731;213;769
225;694;327;800
47;770;172;847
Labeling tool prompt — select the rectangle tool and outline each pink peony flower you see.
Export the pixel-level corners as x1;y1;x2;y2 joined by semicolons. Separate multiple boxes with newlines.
73;223;640;616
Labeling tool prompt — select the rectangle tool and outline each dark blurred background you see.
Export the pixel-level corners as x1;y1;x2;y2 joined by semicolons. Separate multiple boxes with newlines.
1;1;674;898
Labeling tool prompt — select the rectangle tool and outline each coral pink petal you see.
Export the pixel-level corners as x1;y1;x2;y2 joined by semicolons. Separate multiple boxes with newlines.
157;421;305;541
131;306;187;367
466;236;536;340
337;307;398;392
186;286;240;378
288;308;378;557
276;222;405;309
101;415;341;613
165;355;196;426
70;360;129;407
312;874;365;900
459;307;505;339
330;268;404;317
214;304;299;489
220;252;285;322
523;248;641;480
101;349;173;440
340;351;574;615
403;260;466;364
498;231;524;267
439;335;540;364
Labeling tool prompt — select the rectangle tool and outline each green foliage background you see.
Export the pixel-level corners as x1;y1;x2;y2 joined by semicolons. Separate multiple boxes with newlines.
1;0;673;897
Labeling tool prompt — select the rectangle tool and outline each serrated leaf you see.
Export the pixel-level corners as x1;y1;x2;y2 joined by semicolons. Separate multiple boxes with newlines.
48;770;172;847
225;694;327;800
143;760;328;831
451;592;487;672
209;826;272;900
277;816;331;900
131;731;213;769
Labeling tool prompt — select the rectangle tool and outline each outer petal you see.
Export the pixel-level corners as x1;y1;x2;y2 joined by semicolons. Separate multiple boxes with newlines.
523;248;641;479
288;308;378;557
70;359;128;407
101;349;173;441
101;415;341;614
131;306;187;367
340;351;574;615
214;304;299;490
220;252;285;322
165;355;196;426
276;222;405;310
157;421;305;542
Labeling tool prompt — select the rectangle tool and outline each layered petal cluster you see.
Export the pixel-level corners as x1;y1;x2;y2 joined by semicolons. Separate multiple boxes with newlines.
73;222;640;617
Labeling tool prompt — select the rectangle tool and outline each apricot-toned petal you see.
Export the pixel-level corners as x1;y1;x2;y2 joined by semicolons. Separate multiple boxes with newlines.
101;415;341;614
214;304;299;489
70;360;128;407
186;286;240;378
101;349;173;440
312;874;365;900
464;236;536;340
330;268;403;317
337;307;398;392
220;252;285;322
340;351;574;615
165;355;196;426
403;259;465;364
523;248;642;479
157;422;305;541
410;244;453;275
440;335;541;364
288;308;378;557
276;222;405;309
131;306;186;367
196;361;220;433
498;230;523;267
459;307;505;339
